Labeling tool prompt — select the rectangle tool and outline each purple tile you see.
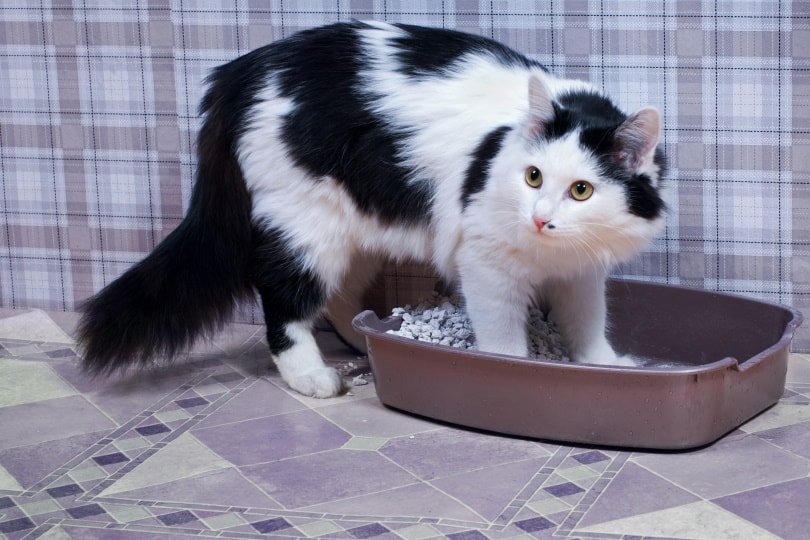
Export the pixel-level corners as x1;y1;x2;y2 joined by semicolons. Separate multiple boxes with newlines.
105;468;280;509
349;523;389;538
175;396;209;409
578;462;700;528
251;517;292;533
0;430;107;489
193;410;350;466
432;458;549;521
715;477;810;540
92;452;129;466
634;435;810;499
241;449;415;508
193;379;304;429
305;482;483;523
157;510;197;526
54;366;196;423
0;395;115;451
135;423;171;436
573;450;609;465
58;526;182;539
46;484;83;498
0;496;13;509
380;428;550;481
515;516;555;532
757;420;810;460
45;348;76;359
66;504;106;519
316;397;437;438
212;371;243;384
544;482;584;498
447;531;487;540
0;517;35;534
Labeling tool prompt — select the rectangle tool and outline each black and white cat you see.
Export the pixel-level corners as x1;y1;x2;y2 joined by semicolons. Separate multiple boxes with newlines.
78;21;666;397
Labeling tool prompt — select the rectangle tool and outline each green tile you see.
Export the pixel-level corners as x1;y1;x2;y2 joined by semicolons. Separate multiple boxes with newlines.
104;505;152;523
297;520;343;538
194;382;229;396
394;523;442;540
201;512;247;530
526;497;570;516
341;436;388;451
154;408;191;423
557;465;599;482
68;463;107;482
19;499;61;516
114;436;150;452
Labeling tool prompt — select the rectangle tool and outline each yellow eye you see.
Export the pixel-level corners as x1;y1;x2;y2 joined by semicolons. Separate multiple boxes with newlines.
570;181;594;201
525;166;542;188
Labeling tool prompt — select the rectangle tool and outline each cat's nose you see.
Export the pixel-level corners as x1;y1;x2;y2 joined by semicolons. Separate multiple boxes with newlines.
533;216;553;231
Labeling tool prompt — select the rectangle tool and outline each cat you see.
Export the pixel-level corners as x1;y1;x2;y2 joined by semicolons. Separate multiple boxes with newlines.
78;20;666;398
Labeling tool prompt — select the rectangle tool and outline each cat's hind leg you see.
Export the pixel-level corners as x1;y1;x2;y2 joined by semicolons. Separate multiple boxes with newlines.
325;253;382;354
250;226;343;398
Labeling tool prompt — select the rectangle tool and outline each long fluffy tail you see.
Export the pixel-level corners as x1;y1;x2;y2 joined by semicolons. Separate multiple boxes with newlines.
78;69;254;375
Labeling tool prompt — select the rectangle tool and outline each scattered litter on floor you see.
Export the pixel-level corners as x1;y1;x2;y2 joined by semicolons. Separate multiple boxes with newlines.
351;374;370;386
387;292;571;362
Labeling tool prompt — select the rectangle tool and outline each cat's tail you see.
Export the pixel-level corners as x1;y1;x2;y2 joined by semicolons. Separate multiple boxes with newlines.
77;79;254;376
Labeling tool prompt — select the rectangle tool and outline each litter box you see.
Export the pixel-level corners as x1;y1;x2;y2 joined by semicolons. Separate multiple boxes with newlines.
352;279;803;450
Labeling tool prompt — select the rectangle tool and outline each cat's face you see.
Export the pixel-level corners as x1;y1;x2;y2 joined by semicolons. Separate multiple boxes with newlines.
483;79;666;272
517;133;662;263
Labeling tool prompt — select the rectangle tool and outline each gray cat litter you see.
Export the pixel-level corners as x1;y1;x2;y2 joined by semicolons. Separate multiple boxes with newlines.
387;292;571;362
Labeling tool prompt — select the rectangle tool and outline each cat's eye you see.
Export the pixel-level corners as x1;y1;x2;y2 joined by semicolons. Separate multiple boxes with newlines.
570;181;594;201
525;166;542;188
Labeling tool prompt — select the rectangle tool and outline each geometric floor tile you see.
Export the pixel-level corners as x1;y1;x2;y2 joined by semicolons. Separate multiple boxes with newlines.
0;359;76;407
632;434;810;499
577;461;700;528
1;309;809;540
575;500;783;540
714;477;810;540
0;310;74;344
99;433;232;496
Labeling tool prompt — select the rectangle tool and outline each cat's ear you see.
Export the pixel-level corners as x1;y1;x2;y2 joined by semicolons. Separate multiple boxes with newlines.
526;75;555;138
612;107;661;172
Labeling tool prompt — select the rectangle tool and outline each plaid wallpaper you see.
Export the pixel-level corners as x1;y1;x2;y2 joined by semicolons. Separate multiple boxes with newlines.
1;1;808;350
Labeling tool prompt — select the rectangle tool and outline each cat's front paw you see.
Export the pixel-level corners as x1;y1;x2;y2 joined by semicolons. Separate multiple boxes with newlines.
575;351;640;367
611;354;641;367
287;367;343;398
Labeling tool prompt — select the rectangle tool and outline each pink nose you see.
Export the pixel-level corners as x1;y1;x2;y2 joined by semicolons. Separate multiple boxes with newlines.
533;216;549;230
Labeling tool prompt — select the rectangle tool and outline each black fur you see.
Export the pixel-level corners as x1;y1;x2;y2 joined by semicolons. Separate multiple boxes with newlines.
249;225;326;354
76;22;666;379
462;126;512;209
272;22;434;224
391;23;542;78
545;89;666;220
77;71;256;373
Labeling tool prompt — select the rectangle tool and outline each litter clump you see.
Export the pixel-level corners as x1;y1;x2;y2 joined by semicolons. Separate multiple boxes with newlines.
387;292;570;362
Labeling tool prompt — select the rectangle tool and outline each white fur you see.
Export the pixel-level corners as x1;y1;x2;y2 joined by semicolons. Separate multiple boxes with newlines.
273;321;342;398
236;22;664;396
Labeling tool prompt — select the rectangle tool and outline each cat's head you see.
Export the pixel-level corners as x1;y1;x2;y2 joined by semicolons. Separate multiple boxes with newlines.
486;75;667;270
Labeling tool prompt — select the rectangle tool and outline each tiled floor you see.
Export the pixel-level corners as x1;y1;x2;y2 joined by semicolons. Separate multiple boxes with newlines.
1;308;809;540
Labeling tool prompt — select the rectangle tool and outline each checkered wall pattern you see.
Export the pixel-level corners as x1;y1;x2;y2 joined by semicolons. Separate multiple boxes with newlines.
1;1;808;349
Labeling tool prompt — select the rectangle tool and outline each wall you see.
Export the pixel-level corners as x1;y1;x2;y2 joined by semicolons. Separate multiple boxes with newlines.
1;1;807;349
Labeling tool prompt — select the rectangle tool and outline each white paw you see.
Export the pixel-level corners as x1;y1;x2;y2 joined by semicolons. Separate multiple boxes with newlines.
575;352;639;367
612;354;641;367
287;367;343;398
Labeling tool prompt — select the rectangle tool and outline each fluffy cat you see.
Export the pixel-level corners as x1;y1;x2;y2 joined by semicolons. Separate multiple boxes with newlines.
78;21;666;397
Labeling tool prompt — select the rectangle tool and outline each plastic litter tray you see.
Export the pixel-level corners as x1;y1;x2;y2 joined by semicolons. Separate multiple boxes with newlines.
352;279;803;450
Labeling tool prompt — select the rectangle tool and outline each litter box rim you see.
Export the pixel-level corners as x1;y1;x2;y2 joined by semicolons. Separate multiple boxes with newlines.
352;278;803;450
